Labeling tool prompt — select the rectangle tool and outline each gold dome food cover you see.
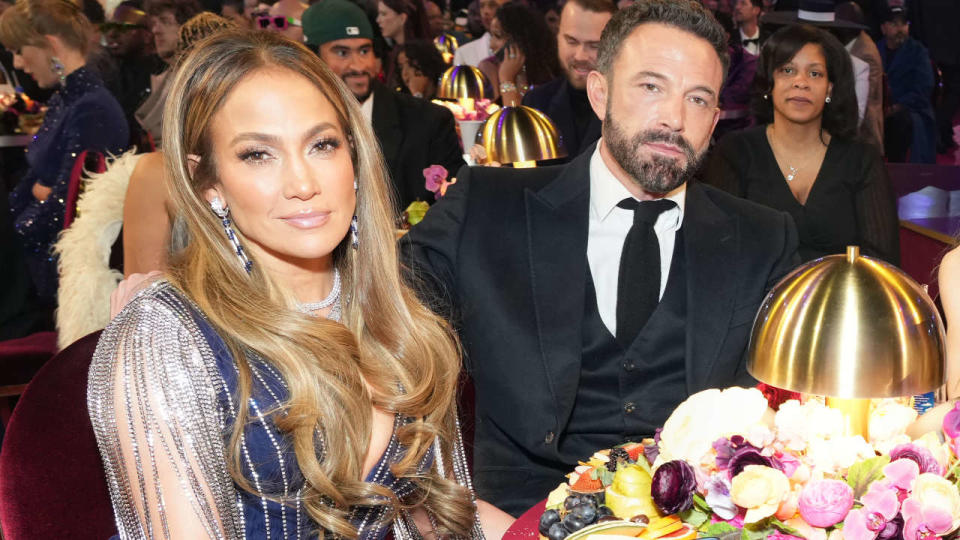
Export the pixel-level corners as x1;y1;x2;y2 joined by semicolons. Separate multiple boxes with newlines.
479;105;566;165
747;246;945;399
437;65;489;100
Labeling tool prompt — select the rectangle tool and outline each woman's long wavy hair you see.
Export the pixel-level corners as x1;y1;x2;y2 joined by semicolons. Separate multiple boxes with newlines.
161;29;474;537
751;24;859;142
495;1;561;86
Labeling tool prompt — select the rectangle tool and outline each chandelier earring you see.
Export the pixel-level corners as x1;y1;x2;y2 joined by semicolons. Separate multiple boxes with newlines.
210;197;253;273
50;56;65;84
351;178;359;249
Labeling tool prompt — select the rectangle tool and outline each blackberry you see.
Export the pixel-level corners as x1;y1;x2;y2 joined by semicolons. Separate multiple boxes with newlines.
606;447;630;472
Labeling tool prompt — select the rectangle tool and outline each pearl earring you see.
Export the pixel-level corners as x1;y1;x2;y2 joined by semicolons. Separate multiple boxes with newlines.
825;96;832;104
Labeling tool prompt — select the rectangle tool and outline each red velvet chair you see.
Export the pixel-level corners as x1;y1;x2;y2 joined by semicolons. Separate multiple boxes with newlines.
0;330;116;540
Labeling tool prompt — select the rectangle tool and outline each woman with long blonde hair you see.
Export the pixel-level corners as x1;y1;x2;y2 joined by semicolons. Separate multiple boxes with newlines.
88;29;513;539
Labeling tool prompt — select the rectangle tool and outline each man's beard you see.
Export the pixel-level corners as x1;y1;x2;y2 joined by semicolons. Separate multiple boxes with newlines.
563;59;593;89
603;107;705;194
343;71;373;102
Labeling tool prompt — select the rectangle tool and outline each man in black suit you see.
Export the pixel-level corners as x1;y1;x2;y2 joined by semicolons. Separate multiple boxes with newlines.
522;0;613;160
302;0;464;211
403;0;799;516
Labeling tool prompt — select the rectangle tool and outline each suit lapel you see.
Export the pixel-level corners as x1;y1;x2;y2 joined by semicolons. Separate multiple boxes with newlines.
370;84;402;168
683;182;738;392
526;149;591;429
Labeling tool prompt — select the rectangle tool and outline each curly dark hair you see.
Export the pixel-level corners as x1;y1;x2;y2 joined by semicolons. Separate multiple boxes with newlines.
400;39;446;85
144;0;202;24
495;1;561;85
751;24;858;141
597;0;728;82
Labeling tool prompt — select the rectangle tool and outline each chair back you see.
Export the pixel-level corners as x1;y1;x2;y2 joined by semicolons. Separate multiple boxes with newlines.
0;331;116;540
63;151;107;230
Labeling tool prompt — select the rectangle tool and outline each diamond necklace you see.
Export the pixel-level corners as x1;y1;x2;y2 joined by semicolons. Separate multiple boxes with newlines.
296;268;341;314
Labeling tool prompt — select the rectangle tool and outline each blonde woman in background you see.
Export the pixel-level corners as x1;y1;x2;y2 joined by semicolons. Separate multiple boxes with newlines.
89;30;513;539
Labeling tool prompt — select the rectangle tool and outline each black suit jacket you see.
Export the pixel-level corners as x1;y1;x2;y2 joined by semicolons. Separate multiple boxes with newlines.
370;84;465;211
401;147;799;515
522;77;601;160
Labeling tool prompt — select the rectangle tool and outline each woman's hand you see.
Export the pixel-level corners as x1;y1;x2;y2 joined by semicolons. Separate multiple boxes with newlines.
31;182;52;202
498;43;525;87
110;271;163;319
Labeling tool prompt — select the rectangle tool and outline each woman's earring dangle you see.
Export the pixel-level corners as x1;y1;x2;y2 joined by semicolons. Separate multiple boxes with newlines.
50;56;65;84
351;178;359;249
210;197;253;273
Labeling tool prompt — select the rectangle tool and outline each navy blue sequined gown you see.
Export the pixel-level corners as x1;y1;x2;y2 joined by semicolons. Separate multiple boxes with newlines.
7;66;128;299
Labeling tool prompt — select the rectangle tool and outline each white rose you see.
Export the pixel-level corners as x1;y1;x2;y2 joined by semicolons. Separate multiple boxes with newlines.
656;387;771;467
869;400;917;451
806;435;875;474
775;399;845;452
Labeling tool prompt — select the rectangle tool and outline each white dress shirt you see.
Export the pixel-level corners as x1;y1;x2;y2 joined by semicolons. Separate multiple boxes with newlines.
453;32;492;67
586;143;686;336
739;27;760;56
360;92;374;123
848;49;869;125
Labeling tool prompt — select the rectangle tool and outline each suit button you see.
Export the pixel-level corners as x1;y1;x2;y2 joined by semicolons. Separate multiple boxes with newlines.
623;360;635;372
624;402;636;414
544;431;555;444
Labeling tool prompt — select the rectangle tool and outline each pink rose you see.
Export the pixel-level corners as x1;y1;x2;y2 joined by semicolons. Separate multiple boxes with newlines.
798;479;854;528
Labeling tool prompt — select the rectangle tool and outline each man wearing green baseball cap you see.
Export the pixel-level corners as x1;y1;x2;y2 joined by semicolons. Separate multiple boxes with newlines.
303;0;464;210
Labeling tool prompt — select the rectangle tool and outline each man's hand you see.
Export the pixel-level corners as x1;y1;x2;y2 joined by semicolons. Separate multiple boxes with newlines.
32;182;52;202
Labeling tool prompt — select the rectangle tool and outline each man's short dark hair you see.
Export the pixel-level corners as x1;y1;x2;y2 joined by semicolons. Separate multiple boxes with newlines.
566;0;617;16
747;0;762;9
144;0;202;24
596;0;729;80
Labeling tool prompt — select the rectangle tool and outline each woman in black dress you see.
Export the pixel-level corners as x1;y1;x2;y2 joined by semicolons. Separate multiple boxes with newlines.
703;24;899;264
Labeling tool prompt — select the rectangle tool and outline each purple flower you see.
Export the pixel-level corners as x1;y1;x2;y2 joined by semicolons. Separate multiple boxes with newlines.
890;443;944;476
423;165;448;197
728;444;778;478
944;402;960;439
651;460;698;515
704;474;737;520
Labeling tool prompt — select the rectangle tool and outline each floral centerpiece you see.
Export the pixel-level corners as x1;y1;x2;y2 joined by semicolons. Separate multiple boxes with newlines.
541;387;960;540
431;97;500;122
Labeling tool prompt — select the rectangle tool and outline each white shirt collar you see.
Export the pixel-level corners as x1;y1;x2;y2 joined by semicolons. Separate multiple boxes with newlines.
588;141;686;226
360;92;374;123
740;27;760;40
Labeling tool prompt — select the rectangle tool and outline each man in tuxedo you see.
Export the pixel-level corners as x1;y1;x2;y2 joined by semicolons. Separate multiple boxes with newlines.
522;0;614;160
403;0;799;516
302;0;464;210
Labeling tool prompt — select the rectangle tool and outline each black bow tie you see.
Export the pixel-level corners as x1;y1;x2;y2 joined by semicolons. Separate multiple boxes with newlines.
743;38;759;45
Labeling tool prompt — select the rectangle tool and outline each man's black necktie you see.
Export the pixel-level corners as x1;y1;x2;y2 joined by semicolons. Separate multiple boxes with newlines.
616;198;676;348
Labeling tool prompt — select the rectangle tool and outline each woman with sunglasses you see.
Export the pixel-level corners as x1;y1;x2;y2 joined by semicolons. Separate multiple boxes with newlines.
89;29;514;539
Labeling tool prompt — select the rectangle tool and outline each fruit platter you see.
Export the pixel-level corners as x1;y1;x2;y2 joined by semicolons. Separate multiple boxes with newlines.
510;386;960;540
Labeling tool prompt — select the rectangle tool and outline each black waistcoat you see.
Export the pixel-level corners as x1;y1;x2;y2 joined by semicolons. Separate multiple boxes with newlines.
560;230;688;460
